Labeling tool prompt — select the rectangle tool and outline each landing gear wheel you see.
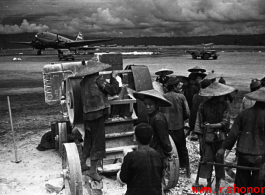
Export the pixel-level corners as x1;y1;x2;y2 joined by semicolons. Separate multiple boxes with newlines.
163;135;180;190
62;143;83;195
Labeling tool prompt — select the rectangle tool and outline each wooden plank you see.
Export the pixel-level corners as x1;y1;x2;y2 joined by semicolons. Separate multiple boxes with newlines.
105;131;134;138
99;70;132;75
105;120;135;135
108;99;136;105
98;163;122;173
105;117;137;124
106;135;135;149
106;145;137;153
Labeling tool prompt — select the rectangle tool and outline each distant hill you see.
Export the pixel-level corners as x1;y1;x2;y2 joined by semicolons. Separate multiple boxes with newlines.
1;33;265;49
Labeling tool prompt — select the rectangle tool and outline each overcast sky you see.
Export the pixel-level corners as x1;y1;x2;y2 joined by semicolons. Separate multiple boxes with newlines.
0;0;265;37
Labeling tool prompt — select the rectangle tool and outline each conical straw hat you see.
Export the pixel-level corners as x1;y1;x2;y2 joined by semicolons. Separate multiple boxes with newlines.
189;72;207;80
199;82;235;97
245;87;265;102
152;81;165;95
75;57;111;77
175;75;189;82
133;89;172;107
155;68;173;76
188;66;206;73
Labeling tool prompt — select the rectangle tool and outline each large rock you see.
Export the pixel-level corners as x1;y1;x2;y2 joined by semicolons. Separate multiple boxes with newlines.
45;178;64;193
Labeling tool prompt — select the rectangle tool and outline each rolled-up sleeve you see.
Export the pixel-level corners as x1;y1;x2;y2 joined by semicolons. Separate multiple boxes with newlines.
222;113;242;150
96;75;120;96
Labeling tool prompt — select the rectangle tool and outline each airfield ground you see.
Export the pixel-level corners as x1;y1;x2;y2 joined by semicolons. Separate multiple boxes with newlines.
0;47;264;195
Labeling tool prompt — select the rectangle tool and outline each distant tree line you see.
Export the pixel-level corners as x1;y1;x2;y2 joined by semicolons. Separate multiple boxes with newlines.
0;33;264;49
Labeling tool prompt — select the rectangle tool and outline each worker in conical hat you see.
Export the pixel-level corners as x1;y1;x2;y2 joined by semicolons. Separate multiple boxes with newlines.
184;66;208;111
155;68;174;88
77;58;121;181
194;82;236;194
188;66;207;89
217;87;265;194
133;89;172;107
188;66;206;73
189;79;212;141
133;89;173;189
189;72;207;85
240;79;261;112
175;75;189;92
160;77;191;178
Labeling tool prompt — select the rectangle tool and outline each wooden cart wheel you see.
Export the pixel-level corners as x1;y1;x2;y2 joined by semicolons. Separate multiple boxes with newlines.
163;135;180;190
62;143;83;195
66;77;83;125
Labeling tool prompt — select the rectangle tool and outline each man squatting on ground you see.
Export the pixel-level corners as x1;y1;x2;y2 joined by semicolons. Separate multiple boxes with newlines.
77;59;120;181
160;77;191;178
217;87;265;195
117;123;164;195
194;82;236;194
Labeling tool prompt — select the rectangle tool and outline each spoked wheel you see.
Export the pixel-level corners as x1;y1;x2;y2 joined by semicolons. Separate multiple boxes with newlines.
62;143;83;195
163;135;180;190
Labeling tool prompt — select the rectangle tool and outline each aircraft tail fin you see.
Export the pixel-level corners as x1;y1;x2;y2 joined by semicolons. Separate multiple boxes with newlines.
76;32;83;41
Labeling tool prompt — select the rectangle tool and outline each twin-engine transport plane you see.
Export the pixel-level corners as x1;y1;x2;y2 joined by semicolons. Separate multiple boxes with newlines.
11;32;112;55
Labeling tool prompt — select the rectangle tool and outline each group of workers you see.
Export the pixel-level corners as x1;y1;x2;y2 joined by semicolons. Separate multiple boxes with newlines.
76;58;265;195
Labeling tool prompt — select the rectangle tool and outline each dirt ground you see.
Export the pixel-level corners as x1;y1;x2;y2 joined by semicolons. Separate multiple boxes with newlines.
0;48;261;195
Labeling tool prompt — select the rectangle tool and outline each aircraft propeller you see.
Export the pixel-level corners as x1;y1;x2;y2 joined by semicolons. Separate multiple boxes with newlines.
31;39;36;50
55;34;64;49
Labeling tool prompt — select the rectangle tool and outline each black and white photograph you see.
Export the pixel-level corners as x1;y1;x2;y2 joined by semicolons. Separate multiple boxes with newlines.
0;0;265;195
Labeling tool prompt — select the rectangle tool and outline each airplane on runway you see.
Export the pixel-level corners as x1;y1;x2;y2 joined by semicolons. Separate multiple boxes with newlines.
11;32;112;55
202;43;214;47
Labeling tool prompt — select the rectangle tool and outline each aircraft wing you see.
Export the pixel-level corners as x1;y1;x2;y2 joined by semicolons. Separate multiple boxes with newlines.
10;41;33;45
202;43;214;46
78;47;98;51
65;39;112;48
